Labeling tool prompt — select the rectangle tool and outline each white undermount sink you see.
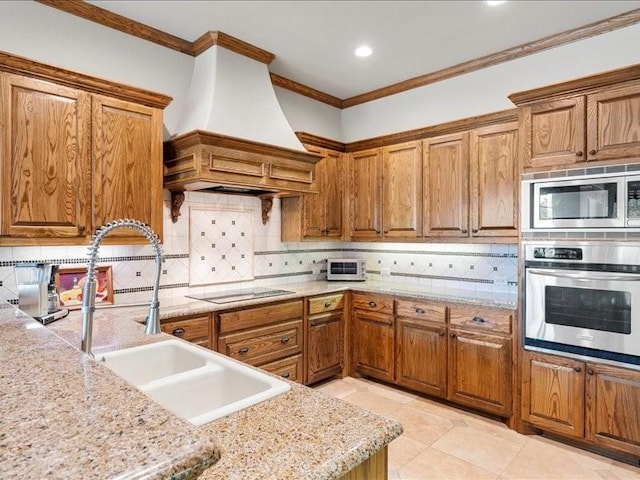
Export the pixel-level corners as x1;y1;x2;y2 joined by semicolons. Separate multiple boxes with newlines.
99;339;291;426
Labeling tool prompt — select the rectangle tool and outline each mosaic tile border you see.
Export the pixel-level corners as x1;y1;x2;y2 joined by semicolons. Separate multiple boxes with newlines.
115;283;190;295
255;271;313;280
0;253;190;268
256;248;516;258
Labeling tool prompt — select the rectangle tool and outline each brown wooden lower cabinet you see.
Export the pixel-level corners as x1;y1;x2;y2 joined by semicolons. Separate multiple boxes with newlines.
307;311;344;385
161;314;211;349
352;309;395;382
522;350;640;458
395;311;447;398
448;328;512;417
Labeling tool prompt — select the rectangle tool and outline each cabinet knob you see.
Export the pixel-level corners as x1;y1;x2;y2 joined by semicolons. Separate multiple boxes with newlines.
78;225;86;234
589;149;597;156
324;301;333;308
369;301;377;308
415;308;425;314
281;336;290;344
374;229;381;234
172;327;185;336
281;372;291;379
439;330;445;337
238;346;249;355
322;229;329;235
587;368;594;375
450;333;456;339
472;316;486;324
472;229;478;234
574;367;582;373
576;150;583;157
384;230;389;234
461;229;467;234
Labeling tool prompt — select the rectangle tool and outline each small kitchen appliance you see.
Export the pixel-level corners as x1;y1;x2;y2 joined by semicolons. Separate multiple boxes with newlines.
326;259;366;281
15;263;68;324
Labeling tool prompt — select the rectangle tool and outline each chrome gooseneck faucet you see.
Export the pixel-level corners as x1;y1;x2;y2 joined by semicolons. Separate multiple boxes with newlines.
81;219;163;357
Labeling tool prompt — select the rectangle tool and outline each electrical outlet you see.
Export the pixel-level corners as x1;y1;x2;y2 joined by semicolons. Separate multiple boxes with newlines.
380;267;391;276
312;265;322;275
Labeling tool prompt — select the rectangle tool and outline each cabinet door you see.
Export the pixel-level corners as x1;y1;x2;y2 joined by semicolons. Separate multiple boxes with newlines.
92;95;163;242
352;309;394;382
382;141;422;238
350;149;382;239
302;145;325;238
521;351;585;438
521;97;586;169
423;133;469;237
307;311;344;384
448;329;512;416
585;363;640;456
261;354;303;384
395;317;447;398
587;84;640;162
470;122;519;237
323;149;344;238
0;73;90;239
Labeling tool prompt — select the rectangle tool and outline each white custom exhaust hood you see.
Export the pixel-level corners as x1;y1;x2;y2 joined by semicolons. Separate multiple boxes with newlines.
164;32;321;218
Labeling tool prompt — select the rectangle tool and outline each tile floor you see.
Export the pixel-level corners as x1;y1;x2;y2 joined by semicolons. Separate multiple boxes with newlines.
314;377;640;480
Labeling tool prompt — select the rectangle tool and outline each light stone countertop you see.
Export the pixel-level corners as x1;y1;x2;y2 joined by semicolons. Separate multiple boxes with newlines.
7;279;514;479
0;302;219;480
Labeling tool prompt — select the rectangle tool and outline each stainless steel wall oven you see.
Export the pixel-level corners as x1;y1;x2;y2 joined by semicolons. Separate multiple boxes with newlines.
523;242;640;367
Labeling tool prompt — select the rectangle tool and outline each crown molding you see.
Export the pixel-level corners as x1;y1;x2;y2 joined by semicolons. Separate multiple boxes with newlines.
271;74;344;109
342;8;640;108
35;0;194;55
35;1;640;109
295;132;346;152
192;31;275;63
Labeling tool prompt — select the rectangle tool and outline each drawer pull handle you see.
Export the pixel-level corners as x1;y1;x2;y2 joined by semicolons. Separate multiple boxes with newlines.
369;301;377;308
415;308;425;314
172;328;185;336
472;316;486;324
281;336;290;344
238;346;249;355
324;301;333;308
282;372;290;379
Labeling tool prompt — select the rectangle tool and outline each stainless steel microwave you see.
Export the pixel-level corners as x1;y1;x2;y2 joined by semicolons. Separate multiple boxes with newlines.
521;172;640;231
326;259;366;281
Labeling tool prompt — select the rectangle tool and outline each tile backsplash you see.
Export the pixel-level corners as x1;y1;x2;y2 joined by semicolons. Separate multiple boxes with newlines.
0;191;518;306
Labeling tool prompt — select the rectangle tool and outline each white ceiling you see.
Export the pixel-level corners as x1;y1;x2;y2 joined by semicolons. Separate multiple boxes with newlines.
88;1;640;100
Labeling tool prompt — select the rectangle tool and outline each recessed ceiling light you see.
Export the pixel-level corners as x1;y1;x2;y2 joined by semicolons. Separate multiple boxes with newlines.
354;45;373;58
485;0;507;5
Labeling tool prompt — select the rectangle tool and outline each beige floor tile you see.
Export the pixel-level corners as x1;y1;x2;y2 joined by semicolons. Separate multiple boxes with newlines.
606;460;640;480
389;469;402;480
365;381;418;404
313;378;358;399
399;447;498;480
339;376;371;391
341;389;407;417
388;435;429;470
502;436;614;479
391;404;455;446
430;425;524;475
407;396;472;422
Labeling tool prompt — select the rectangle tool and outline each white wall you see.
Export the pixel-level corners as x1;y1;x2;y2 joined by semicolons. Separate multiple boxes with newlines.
274;86;343;140
341;23;640;142
0;1;194;137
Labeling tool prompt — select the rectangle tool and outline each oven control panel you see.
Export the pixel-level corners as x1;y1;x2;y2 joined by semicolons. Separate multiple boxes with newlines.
533;247;583;260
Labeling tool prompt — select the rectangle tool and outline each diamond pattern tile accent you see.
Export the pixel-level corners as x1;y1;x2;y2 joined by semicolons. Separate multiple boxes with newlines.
189;207;254;286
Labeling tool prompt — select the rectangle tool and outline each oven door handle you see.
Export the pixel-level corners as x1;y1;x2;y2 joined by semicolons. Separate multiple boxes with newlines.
527;268;640;282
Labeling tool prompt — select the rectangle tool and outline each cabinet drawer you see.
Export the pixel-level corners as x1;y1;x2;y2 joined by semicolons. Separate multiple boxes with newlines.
218;300;303;334
161;315;210;346
395;298;447;323
218;319;302;366
308;293;345;315
449;305;513;334
260;354;303;383
352;292;393;315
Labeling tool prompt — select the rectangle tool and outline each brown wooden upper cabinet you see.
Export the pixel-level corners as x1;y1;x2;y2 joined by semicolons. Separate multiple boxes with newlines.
281;146;345;242
1;73;91;240
470;122;519;237
423;132;470;237
0;58;170;245
511;71;640;170
349;141;422;240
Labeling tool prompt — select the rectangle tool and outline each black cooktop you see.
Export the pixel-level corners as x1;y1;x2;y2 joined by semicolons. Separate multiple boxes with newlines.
186;287;294;304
